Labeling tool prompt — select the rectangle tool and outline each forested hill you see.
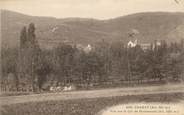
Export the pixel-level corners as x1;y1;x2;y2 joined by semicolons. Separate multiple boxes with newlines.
2;10;184;49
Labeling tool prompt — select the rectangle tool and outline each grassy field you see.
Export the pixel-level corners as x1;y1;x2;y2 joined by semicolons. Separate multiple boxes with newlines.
1;93;184;115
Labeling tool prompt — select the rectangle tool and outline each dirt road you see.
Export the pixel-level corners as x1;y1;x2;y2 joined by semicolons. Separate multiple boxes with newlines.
1;84;184;105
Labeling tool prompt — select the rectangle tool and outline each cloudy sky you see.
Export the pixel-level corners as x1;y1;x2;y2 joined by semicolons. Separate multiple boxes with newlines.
1;0;184;19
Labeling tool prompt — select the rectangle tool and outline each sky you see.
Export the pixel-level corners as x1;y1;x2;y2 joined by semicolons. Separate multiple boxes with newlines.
0;0;184;19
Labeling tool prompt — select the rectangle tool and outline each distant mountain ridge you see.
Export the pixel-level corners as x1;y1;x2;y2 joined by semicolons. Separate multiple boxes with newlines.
1;10;184;49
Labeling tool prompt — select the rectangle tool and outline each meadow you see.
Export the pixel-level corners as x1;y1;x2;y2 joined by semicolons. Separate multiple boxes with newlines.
1;92;184;115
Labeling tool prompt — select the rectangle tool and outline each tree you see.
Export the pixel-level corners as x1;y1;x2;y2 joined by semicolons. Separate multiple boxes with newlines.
18;23;41;92
35;54;53;90
27;23;41;91
19;26;28;91
1;47;19;91
20;26;27;48
54;43;76;84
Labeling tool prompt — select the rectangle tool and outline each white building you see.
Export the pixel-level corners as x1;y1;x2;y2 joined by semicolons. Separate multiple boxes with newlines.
140;43;151;50
127;39;137;48
84;44;92;53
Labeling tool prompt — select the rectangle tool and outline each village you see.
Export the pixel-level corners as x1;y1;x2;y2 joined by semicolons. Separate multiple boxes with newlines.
1;25;183;93
1;0;184;115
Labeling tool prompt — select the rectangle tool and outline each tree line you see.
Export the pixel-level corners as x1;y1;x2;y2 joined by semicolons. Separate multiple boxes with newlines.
1;23;184;92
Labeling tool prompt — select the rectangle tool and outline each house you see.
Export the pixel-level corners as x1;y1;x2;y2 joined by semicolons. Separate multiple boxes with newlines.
140;43;151;50
127;39;137;48
127;39;161;51
84;44;92;53
76;44;84;50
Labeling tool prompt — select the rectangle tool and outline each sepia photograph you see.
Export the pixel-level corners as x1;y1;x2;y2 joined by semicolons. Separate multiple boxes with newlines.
0;0;184;115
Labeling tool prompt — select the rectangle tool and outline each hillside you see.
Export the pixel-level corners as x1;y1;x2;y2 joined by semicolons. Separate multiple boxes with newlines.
1;10;184;49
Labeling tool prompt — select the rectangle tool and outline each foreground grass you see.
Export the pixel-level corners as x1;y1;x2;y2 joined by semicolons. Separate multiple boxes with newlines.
1;93;184;115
